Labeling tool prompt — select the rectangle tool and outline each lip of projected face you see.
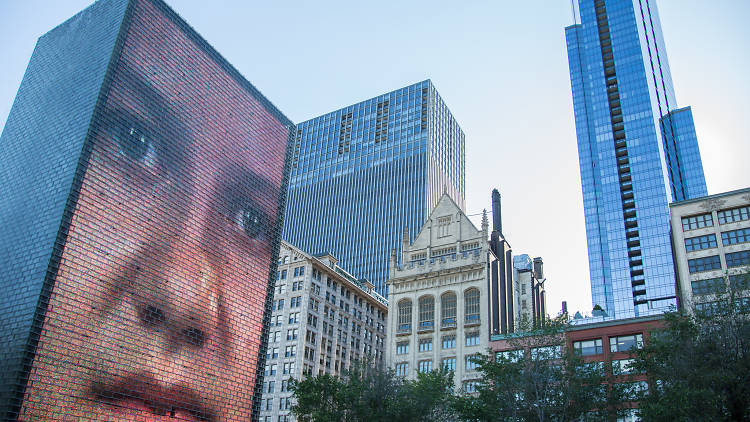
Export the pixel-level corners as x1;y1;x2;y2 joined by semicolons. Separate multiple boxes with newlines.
90;372;214;421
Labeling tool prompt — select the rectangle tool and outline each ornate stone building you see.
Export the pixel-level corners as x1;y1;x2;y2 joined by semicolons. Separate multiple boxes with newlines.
385;193;505;392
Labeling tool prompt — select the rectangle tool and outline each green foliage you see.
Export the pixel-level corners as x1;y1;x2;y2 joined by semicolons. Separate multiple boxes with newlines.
290;360;455;422
453;318;619;422
631;273;750;422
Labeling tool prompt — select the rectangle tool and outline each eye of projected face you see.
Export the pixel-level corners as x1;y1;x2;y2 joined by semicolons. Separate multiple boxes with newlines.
235;206;266;239
113;124;157;166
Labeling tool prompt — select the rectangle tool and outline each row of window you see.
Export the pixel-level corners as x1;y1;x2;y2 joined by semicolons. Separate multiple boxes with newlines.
682;205;750;231
395;354;480;376
574;334;643;356
692;273;750;296
395;332;478;355
685;228;750;252
397;289;480;332
271;296;303;311
689;250;750;273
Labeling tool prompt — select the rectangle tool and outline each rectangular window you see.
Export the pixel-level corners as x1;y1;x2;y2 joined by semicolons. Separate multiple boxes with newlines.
692;277;725;295
610;334;643;353
286;329;298;341
442;335;456;349
442;357;456;371
396;341;409;355
419;338;433;352
730;274;750;290
726;250;750;268
280;269;287;280
285;345;297;358
573;338;603;356
688;255;722;273
418;360;433;373
266;364;277;376
682;213;713;231
465;354;480;371
722;227;750;246
463;380;480;393
496;349;523;363
465;332;480;347
530;345;561;360
611;358;640;376
395;362;409;377
685;234;717;251
718;206;750;224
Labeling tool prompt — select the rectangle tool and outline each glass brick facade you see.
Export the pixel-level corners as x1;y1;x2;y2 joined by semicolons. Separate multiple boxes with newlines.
565;0;707;318
283;80;465;297
0;0;292;419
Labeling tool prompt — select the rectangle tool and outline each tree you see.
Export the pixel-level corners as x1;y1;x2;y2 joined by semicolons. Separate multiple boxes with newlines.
453;318;621;422
290;360;455;422
631;273;750;422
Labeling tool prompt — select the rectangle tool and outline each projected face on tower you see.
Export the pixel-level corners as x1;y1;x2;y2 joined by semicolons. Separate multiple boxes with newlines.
20;0;289;420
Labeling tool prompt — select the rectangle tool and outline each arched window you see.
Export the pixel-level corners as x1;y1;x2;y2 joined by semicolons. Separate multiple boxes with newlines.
465;288;480;323
441;292;457;328
418;296;435;329
398;299;412;333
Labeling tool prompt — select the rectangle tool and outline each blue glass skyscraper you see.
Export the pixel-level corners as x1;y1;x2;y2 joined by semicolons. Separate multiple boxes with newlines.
566;0;707;317
283;80;465;297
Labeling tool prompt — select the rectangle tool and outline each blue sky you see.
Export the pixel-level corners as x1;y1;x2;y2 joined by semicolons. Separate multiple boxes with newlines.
1;0;748;315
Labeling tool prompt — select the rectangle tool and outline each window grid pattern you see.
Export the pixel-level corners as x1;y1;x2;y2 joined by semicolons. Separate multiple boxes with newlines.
726;250;750;268
418;296;434;329
691;277;724;296
688;255;722;273
398;300;412;332
722;228;750;246
718;206;750;225
682;214;714;231
464;289;480;323
441;293;457;327
684;234;717;251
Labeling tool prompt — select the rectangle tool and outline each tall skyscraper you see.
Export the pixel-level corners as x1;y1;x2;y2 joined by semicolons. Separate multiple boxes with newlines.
283;80;465;297
565;0;707;318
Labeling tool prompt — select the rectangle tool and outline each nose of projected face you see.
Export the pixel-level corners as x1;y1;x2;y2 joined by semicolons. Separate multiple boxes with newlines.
136;201;222;359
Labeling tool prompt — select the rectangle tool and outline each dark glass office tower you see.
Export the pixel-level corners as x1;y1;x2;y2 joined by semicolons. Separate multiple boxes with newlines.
566;0;707;318
283;80;465;297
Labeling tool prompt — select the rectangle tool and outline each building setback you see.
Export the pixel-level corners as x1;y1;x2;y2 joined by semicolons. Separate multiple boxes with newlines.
260;242;387;422
283;80;465;298
566;0;707;318
669;187;750;314
513;255;548;328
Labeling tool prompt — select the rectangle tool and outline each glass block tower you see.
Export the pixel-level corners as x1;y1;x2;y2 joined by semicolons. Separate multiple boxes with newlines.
0;0;292;419
283;80;465;297
565;0;707;318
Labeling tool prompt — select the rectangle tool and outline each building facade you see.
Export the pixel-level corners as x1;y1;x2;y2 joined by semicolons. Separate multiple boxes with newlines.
566;0;707;318
260;242;388;422
0;0;292;419
283;80;466;298
491;315;664;422
513;255;548;328
386;194;506;392
669;187;750;313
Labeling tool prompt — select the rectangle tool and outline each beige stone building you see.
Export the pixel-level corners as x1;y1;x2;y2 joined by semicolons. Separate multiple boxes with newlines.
385;193;509;392
670;187;750;313
260;241;387;422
